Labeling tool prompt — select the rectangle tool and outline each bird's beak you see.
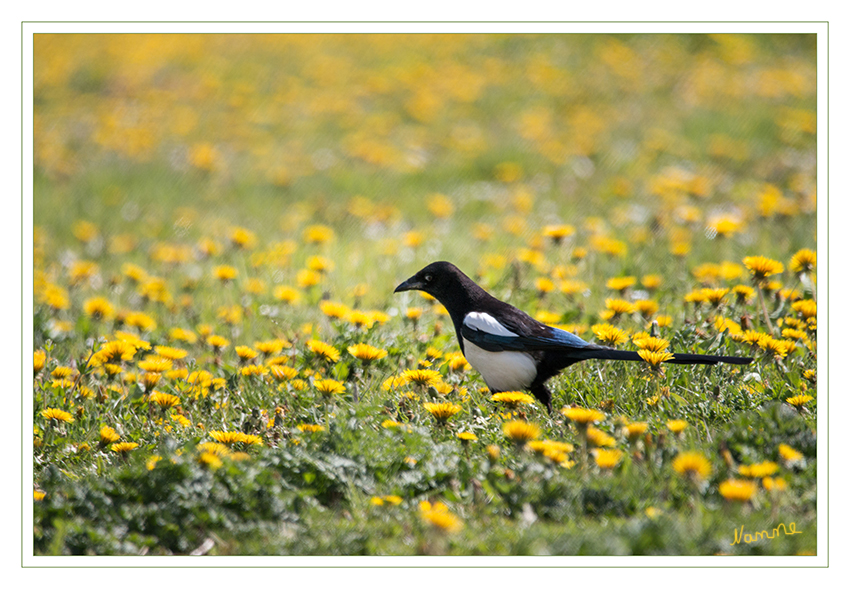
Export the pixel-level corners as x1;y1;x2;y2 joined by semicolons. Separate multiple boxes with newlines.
394;276;421;293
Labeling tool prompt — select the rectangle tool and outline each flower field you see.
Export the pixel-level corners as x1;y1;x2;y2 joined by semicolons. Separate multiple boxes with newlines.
32;33;817;556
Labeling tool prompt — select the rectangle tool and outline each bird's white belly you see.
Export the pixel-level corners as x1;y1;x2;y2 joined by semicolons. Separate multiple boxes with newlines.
462;338;537;392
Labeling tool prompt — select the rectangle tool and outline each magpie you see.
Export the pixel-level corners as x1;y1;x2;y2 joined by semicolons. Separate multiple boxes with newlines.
394;261;753;413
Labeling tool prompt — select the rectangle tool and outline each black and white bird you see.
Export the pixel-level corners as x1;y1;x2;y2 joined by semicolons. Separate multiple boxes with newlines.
394;261;753;412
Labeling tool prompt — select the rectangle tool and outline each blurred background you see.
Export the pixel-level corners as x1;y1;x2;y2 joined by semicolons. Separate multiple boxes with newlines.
33;33;817;315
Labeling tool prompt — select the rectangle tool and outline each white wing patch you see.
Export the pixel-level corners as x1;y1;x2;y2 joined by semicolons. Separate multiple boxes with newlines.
462;339;537;392
463;312;519;337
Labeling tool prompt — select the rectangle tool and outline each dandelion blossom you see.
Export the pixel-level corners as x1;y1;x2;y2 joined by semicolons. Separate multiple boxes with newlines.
502;420;540;443
593;448;623;469
790;249;816;274
424;402;462;422
778;443;804;463
718;478;758;502
402;369;442;387
672;451;712;480
110;442;139;454
347;343;388;362
738;461;779;478
419;500;463;533
42;407;74;423
592;324;628;346
561;407;605;426
306;340;340;363
743;255;784;283
314;378;346;397
490;391;536;407
99;426;121;444
667;419;689;434
149;391;180;409
638;349;675;368
786;394;813;408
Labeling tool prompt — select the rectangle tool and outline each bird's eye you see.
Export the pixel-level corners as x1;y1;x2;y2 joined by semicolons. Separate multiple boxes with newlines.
424;274;433;282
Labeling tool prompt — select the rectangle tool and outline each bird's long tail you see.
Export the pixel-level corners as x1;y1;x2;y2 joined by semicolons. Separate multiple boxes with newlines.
572;347;753;365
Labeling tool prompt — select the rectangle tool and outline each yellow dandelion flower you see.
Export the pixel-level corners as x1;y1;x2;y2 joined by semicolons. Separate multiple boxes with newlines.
561;406;605;425
543;224;575;242
137;356;173;373
778;443;804;463
303;224;334;244
169;327;198;344
420;501;463;533
491;391;536;406
206;334;230;350
606;276;637;292
273;285;301;305
110;442;139;454
790;248;816;274
667;419;689;434
634;300;659;318
641;274;662;290
424;402;462;422
403;369;442;387
593;448;624;469
347;343;388;362
306;339;340;362
345;310;377;329
171;414;191;428
297;423;325;433
718;478;758;502
297;269;323;288
149;391;180;409
427;193;454;218
457;432;478;442
270;365;299;381
672;451;712;480
638;349;675;367
240;365;269;377
738;461;779;478
701;288;730;305
314;378;346;397
743;255;784;282
91;340;137;366
34;490;46;501
229;227;256;249
154;346;188;361
732;284;756;303
786;394;813;408
502;420;541;443
235;345;259;361
42;407;74;423
586;426;616;447
592;323;628;346
526;439;574;455
633;336;670;352
382;374;408;391
34;349;46;373
209;431;247;445
307;255;334;273
99;426;121;444
604;298;636;317
625;422;649;440
381;419;401;429
319;300;350;320
197;442;231;457
445;351;471;371
146;455;163;470
83;297;115;320
791;299;817;319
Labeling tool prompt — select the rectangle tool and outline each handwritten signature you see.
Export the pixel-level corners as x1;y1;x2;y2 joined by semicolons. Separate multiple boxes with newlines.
731;522;802;546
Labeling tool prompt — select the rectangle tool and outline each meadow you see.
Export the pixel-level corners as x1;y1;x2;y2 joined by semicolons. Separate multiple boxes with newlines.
31;33;817;556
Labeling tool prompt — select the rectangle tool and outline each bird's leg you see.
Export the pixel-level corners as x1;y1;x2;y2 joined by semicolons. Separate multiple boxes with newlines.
531;383;553;414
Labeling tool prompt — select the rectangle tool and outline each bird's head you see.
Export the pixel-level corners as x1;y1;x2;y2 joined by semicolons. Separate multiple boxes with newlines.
394;261;467;302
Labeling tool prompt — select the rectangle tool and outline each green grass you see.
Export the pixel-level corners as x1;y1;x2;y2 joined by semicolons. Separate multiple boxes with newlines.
32;33;817;556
